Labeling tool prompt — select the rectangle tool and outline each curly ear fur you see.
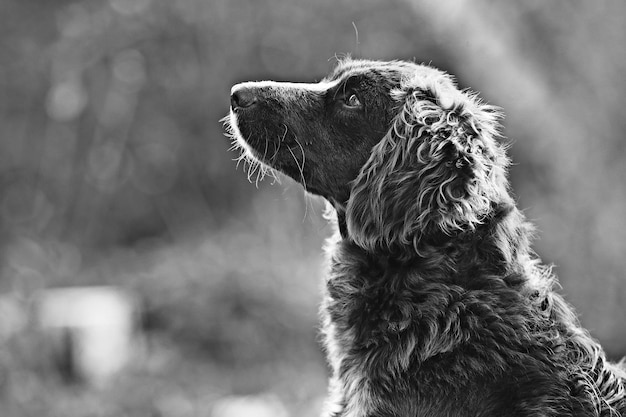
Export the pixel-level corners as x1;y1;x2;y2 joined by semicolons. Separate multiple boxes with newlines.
346;69;511;252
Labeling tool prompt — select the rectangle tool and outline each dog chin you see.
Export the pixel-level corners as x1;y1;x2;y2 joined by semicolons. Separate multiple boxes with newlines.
228;111;260;160
228;111;333;198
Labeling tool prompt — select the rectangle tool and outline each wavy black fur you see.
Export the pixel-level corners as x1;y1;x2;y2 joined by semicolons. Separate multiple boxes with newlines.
225;58;626;417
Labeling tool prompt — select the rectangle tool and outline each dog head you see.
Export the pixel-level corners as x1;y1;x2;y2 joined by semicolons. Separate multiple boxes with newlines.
226;58;511;252
225;59;406;205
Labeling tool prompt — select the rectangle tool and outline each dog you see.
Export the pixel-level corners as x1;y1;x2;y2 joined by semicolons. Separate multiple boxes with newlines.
224;58;626;417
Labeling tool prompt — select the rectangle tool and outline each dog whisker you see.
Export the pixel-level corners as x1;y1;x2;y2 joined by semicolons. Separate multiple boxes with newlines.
224;114;281;187
291;137;314;220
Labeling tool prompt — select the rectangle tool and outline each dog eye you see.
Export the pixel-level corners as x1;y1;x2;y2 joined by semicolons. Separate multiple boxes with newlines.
344;93;362;108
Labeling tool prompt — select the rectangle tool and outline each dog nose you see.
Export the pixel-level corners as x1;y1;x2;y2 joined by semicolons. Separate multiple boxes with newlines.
230;86;258;110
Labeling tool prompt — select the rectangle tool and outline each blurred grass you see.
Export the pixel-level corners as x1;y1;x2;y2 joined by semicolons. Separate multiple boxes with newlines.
0;186;330;416
1;0;626;415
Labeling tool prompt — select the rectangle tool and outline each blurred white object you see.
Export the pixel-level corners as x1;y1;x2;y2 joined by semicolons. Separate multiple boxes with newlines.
36;286;136;386
0;294;26;340
212;394;289;417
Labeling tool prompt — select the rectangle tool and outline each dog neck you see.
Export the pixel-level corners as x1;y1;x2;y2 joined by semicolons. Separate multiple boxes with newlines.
334;201;534;281
336;210;350;240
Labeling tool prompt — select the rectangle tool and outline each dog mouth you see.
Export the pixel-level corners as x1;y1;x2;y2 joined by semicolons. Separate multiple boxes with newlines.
224;105;312;189
224;111;265;161
227;110;296;163
226;82;316;181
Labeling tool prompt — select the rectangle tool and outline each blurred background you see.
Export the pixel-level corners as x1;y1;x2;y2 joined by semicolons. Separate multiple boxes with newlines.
0;0;625;415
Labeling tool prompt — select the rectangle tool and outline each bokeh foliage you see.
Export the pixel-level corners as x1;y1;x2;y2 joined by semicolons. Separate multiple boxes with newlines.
0;0;625;415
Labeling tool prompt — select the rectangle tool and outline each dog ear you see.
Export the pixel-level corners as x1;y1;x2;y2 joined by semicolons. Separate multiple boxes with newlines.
346;70;510;252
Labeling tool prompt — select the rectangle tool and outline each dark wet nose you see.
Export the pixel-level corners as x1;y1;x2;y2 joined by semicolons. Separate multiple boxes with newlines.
230;86;258;110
